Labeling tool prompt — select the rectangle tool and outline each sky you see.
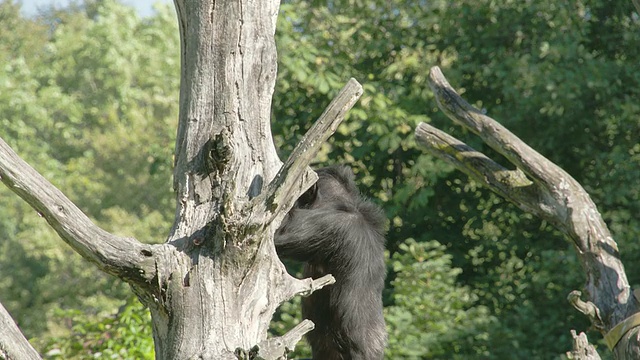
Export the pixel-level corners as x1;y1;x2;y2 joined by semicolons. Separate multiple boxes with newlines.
20;0;172;17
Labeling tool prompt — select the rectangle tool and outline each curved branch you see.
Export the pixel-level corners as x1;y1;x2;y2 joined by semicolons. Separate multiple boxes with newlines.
567;291;603;329
0;137;155;284
425;66;623;251
0;302;41;360
428;66;568;188
260;78;363;218
417;67;639;353
415;122;539;214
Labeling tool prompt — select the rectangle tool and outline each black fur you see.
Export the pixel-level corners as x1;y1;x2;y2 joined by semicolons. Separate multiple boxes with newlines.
275;165;387;360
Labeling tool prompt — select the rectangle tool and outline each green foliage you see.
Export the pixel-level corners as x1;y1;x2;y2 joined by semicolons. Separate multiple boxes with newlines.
385;239;493;359
42;297;154;359
0;0;178;348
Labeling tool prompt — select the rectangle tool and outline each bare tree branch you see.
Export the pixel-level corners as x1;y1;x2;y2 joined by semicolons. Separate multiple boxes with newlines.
243;320;315;359
0;302;41;360
0;137;155;285
260;78;363;218
568;291;603;328
415;122;538;214
283;274;336;301
428;66;568;191
276;319;315;352
416;66;640;356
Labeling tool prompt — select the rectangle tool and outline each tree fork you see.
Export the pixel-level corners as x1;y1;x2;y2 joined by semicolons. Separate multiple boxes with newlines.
148;0;360;358
416;66;640;359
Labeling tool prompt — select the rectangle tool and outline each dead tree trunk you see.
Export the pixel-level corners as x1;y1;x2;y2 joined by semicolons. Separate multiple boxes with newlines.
0;0;363;358
415;66;640;359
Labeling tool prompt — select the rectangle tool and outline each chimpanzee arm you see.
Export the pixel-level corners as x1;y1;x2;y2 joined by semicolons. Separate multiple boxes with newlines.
274;207;358;262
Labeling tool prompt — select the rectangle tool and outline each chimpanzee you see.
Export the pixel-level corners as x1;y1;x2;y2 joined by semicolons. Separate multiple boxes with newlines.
275;165;387;360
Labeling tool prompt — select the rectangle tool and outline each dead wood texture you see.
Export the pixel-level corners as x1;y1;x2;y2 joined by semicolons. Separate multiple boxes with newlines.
0;302;40;360
0;0;362;358
415;66;640;359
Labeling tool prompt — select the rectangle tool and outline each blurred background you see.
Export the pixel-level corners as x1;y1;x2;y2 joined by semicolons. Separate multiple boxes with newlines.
20;0;168;17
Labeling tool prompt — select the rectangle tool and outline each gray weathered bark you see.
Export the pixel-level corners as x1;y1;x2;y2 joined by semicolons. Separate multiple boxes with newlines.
0;0;362;358
415;66;640;359
566;331;602;360
0;302;41;360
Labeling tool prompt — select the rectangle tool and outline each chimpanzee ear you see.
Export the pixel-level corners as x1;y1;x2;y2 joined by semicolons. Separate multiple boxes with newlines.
296;182;318;208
